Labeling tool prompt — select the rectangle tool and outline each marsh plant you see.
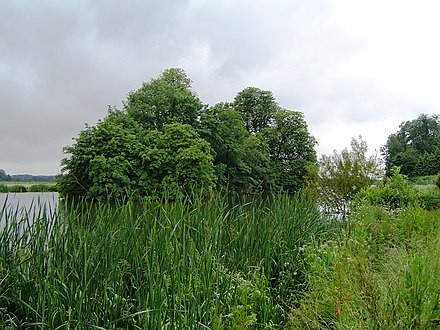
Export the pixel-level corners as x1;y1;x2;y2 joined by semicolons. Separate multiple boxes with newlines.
288;205;440;329
0;193;328;329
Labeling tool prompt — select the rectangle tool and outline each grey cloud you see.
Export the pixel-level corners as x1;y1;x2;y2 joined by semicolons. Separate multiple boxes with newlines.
1;0;436;174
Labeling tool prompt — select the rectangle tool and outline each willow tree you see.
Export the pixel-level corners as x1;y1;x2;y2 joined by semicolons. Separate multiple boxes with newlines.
317;136;383;217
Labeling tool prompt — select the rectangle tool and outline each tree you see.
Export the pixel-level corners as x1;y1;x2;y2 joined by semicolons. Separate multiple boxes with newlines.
233;87;279;134
382;113;440;177
60;68;318;200
262;109;317;193
317;136;383;217
60;109;146;201
125;68;204;131
141;123;216;197
0;169;11;181
199;103;270;192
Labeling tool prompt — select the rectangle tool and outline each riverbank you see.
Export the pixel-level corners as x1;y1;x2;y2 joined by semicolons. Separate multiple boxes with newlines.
0;181;58;193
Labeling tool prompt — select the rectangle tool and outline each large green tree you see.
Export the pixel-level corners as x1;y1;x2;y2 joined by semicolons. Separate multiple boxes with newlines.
382;113;440;177
125;68;204;131
0;169;11;181
60;109;146;201
233;87;278;134
140;123;216;198
60;68;318;200
262;109;317;192
199;103;272;193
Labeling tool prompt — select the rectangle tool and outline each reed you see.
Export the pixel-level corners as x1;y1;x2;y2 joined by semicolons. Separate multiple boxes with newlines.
0;192;328;328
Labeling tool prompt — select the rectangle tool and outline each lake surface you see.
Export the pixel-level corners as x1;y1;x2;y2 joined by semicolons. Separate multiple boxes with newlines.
0;192;59;229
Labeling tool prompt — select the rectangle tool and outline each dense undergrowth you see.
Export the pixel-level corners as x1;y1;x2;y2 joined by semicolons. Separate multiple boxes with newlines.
288;205;440;329
1;188;439;329
0;193;330;329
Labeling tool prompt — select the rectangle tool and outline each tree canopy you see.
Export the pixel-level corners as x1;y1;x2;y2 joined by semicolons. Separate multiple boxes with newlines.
314;136;383;217
382;113;440;177
60;68;317;201
124;68;203;131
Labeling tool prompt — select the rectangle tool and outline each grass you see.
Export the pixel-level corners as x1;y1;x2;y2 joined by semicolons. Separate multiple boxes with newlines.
2;190;438;329
288;205;440;329
0;193;329;329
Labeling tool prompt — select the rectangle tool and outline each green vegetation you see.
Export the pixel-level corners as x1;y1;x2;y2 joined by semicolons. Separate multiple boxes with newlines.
60;68;317;201
288;205;440;329
382;113;440;177
0;182;58;193
309;136;383;218
3;71;440;328
0;193;329;328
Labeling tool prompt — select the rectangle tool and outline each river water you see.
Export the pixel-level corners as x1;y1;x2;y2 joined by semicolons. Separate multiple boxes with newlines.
0;192;59;230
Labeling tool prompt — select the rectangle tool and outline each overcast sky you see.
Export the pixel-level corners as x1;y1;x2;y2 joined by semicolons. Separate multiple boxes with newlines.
1;0;440;175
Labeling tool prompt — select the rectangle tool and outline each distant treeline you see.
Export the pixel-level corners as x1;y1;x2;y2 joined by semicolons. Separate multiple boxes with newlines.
0;183;58;193
0;169;58;182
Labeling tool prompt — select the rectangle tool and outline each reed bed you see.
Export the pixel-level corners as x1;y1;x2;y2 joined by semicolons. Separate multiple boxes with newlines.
0;193;329;329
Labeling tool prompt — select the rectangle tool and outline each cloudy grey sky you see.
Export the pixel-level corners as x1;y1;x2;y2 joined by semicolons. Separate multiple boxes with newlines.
1;0;440;175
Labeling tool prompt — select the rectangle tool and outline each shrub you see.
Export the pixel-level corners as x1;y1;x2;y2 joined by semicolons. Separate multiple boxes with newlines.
7;185;27;193
353;167;418;209
436;172;440;189
28;184;51;192
0;184;8;193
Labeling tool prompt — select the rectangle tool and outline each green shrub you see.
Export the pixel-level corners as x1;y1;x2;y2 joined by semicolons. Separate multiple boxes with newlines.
436;172;440;189
48;184;59;192
27;184;51;192
0;184;8;193
353;167;418;209
288;205;440;329
7;185;27;193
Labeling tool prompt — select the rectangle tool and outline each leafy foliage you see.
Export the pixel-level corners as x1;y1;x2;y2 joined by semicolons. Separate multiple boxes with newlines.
353;167;418;209
60;109;145;201
315;136;383;216
382;113;440;177
125;68;203;131
262;109;317;193
141;123;216;198
233;87;278;134
0;169;12;181
60;68;317;200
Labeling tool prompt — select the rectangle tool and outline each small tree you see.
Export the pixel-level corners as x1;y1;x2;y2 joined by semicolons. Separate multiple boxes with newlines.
317;136;383;217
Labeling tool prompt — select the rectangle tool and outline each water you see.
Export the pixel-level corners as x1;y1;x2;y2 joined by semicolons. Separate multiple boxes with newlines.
0;192;59;231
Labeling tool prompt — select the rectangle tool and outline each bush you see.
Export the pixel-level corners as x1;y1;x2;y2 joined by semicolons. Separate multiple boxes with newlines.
353;167;418;209
7;185;27;193
28;184;48;192
436;172;440;189
0;184;8;193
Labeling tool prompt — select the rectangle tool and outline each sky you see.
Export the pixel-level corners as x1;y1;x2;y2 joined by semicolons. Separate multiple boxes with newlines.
1;0;440;175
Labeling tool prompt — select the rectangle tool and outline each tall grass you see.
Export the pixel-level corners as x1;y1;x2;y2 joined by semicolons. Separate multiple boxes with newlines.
0;192;329;329
288;205;440;329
